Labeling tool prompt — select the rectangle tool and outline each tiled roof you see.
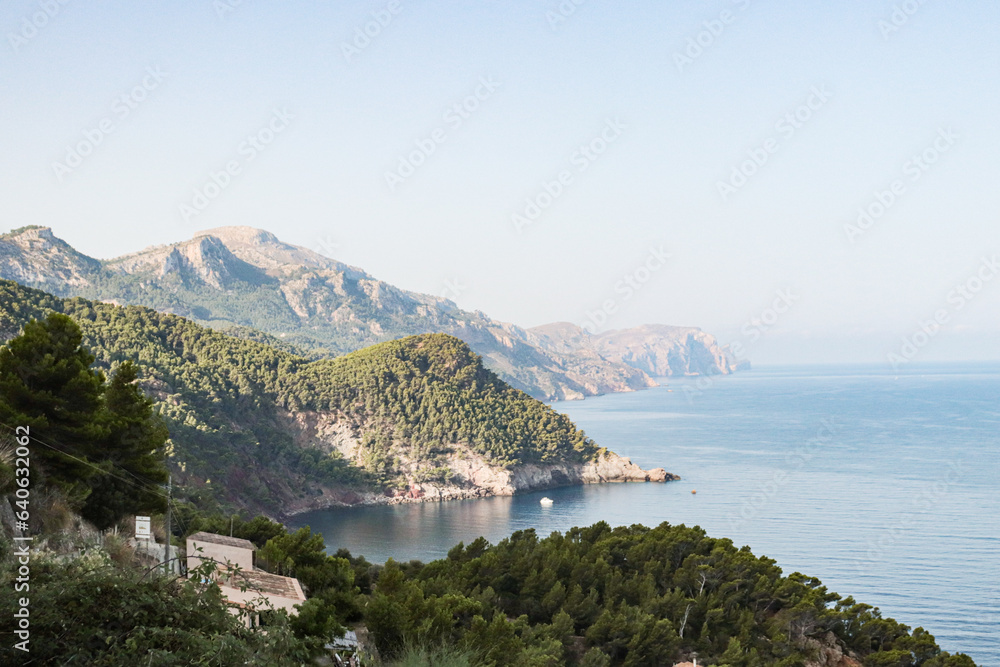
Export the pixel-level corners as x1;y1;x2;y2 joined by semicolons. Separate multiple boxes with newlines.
187;531;256;551
231;569;306;601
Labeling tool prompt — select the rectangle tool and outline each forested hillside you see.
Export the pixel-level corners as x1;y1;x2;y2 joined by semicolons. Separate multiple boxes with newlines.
364;521;977;666
1;518;977;665
0;279;601;514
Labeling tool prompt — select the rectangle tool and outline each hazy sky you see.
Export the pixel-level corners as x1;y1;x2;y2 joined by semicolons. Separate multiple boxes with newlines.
2;1;998;365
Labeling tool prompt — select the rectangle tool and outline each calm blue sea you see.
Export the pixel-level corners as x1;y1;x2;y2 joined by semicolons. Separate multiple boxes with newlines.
291;364;1000;665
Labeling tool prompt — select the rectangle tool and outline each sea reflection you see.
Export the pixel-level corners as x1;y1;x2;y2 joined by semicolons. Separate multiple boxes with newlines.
290;482;690;564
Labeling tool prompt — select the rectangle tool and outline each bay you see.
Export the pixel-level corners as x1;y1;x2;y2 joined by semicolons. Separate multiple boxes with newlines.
291;363;1000;664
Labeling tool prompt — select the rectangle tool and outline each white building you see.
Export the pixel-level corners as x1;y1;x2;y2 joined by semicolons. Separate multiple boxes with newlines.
186;531;306;622
187;531;256;571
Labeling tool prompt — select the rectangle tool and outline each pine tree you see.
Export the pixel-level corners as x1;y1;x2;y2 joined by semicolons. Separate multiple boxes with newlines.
0;313;106;501
81;361;169;529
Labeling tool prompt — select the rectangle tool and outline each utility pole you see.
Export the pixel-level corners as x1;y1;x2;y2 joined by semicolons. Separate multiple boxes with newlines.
164;474;171;576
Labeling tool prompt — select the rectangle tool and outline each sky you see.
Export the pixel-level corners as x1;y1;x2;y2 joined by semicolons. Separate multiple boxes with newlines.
1;0;998;365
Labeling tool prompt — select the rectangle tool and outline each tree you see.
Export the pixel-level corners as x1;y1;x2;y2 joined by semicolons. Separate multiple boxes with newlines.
258;527;328;579
289;593;345;648
0;313;106;502
80;361;169;529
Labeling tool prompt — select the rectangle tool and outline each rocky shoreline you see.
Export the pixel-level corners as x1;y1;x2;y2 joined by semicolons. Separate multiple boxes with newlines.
283;450;679;517
277;410;679;518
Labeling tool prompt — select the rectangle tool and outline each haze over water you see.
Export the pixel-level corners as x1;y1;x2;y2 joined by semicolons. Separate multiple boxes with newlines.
293;364;1000;665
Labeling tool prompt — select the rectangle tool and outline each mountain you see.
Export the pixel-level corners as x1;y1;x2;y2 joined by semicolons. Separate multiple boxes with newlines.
0;279;673;517
528;322;751;377
0;225;100;287
0;226;743;400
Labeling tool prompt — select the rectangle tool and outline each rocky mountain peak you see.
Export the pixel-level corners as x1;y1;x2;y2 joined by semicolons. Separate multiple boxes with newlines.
195;226;280;247
155;235;267;288
4;225;56;242
0;226;100;291
188;226;362;277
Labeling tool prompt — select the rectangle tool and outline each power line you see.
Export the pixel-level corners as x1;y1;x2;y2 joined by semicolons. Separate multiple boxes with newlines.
0;420;171;501
1;421;202;564
2;421;243;542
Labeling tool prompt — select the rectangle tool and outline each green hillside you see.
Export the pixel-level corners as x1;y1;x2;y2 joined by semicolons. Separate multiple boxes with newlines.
365;521;977;666
0;279;599;514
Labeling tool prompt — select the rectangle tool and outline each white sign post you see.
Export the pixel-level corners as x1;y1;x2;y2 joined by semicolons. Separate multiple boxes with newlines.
135;516;151;540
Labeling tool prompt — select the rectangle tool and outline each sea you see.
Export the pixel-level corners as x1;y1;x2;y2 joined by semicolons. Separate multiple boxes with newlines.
290;363;1000;665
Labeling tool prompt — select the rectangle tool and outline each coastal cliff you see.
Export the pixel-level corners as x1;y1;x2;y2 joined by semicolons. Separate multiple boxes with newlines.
527;322;747;379
282;410;677;515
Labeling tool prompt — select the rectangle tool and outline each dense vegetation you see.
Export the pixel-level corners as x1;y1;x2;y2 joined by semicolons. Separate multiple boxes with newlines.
3;515;976;666
0;280;599;513
366;521;976;666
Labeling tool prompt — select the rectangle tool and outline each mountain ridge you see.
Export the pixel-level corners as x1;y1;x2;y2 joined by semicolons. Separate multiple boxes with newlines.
0;225;745;399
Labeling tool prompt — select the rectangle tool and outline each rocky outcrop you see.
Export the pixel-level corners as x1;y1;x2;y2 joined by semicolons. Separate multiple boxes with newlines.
280;410;677;516
802;632;863;667
671;632;862;667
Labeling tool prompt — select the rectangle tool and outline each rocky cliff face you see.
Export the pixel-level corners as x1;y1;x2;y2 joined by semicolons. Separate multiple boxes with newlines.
0;226;100;289
281;409;677;515
529;322;745;377
0;225;744;400
107;234;270;289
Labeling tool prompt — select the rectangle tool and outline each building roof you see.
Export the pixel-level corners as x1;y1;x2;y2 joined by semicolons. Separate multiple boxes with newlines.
230;569;306;601
187;531;256;551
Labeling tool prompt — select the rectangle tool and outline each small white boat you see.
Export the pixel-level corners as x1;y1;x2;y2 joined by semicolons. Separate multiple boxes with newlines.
539;497;554;506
